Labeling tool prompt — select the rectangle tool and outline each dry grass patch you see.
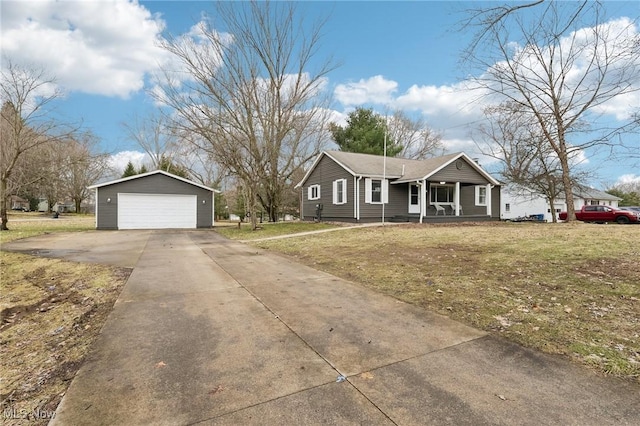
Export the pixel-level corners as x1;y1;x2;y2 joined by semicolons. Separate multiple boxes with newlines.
215;220;339;240
254;222;640;382
0;213;94;245
1;215;129;424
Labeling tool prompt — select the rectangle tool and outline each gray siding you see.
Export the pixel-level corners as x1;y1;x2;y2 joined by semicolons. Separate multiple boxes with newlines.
358;181;407;220
430;160;488;185
301;153;501;222
301;155;355;221
301;155;410;222
96;174;213;229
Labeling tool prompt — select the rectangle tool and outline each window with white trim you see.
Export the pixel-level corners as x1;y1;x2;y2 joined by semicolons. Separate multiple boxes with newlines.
430;184;454;203
308;184;320;200
475;186;487;206
365;178;388;204
332;179;347;205
505;203;511;212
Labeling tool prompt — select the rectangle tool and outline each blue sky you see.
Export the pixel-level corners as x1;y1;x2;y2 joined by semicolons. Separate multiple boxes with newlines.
1;1;639;188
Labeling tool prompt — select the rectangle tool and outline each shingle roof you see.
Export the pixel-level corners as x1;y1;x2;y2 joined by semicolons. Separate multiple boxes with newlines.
573;186;621;201
325;150;461;180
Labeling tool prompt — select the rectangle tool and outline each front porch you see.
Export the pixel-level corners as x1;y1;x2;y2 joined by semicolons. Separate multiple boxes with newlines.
389;214;496;223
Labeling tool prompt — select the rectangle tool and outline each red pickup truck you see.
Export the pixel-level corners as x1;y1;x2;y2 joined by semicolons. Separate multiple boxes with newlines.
559;205;640;224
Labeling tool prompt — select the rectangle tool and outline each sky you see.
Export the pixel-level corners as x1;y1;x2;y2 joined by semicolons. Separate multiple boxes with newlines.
1;0;639;189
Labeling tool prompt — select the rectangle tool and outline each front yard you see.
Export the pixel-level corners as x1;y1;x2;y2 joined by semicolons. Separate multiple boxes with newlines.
238;221;639;382
1;214;129;424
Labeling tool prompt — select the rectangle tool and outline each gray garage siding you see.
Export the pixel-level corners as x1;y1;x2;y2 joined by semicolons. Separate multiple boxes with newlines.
95;174;213;229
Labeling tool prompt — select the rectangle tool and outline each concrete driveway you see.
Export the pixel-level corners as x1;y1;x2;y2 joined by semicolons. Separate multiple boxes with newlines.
4;230;639;425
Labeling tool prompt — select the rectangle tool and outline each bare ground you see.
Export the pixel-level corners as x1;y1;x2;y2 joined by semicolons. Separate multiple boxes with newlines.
1;215;130;425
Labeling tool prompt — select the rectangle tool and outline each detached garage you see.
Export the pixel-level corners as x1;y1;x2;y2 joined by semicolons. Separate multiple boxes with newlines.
89;170;218;230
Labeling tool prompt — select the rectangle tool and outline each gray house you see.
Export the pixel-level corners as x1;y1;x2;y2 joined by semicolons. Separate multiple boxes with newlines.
297;151;501;223
89;170;218;230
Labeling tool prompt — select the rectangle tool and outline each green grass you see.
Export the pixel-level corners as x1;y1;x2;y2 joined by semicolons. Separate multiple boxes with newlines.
215;220;339;240
0;213;94;245
248;222;640;382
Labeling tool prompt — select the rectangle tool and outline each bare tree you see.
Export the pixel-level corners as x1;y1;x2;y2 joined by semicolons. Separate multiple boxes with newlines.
389;110;444;160
59;133;110;213
476;102;591;222
0;60;75;230
154;0;337;228
122;112;180;170
464;1;640;221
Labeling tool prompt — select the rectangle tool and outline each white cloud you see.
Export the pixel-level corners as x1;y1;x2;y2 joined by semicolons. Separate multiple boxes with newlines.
334;75;398;106
1;0;167;98
108;150;148;174
616;174;640;185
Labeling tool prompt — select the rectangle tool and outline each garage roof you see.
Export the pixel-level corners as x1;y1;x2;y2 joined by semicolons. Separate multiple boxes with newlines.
89;170;219;192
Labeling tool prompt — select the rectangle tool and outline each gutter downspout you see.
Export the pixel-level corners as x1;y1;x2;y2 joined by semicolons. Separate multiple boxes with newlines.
356;176;362;222
353;176;357;220
418;180;425;224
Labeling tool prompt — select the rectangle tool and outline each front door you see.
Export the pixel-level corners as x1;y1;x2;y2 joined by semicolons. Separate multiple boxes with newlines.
409;184;420;214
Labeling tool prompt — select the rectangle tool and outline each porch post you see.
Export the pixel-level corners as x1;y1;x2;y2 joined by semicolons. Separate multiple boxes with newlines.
420;179;426;223
454;181;461;216
354;176;357;220
486;184;492;217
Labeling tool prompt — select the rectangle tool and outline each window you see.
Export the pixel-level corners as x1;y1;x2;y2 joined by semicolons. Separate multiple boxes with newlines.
308;184;320;200
410;185;419;205
333;179;347;205
475;186;487;206
430;185;454;203
505;203;510;212
365;178;388;204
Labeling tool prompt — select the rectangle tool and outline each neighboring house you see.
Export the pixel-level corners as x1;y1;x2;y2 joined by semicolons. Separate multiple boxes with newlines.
570;186;621;209
296;151;501;223
10;195;29;211
88;170;219;230
500;185;560;222
500;184;622;222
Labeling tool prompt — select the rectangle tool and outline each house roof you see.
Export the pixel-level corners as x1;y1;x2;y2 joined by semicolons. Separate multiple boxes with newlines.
296;150;500;187
573;185;621;201
88;170;220;192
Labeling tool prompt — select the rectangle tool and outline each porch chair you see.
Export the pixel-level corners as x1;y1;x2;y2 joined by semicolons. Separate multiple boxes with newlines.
453;204;463;215
434;203;446;215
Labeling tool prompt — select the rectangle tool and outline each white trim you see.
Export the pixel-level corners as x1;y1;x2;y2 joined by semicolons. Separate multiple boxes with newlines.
475;185;487;206
89;170;218;193
454;181;461;216
364;178;388;204
94;188;98;228
408;183;420;214
333;178;347;205
308;184;321;200
296;151;357;188
353;176;358;218
356;176;362;221
486;184;492;216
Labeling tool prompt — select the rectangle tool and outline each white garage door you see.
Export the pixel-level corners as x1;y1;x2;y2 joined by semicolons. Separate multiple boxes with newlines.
118;193;197;229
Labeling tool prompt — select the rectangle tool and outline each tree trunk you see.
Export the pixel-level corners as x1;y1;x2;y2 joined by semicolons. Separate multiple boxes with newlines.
245;182;258;231
548;194;558;223
74;197;82;213
557;144;576;222
1;178;8;231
